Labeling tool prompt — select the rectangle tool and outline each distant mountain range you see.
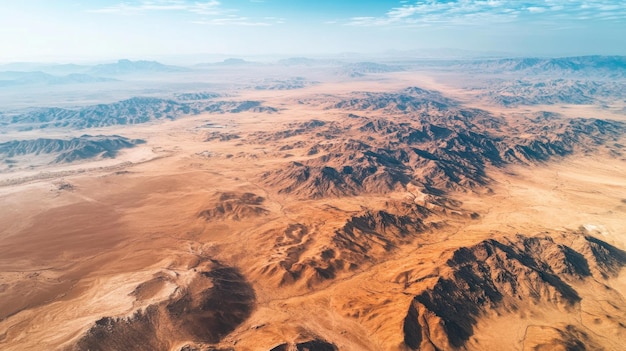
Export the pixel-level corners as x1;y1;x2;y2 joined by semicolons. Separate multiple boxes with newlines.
273;55;626;78
214;58;253;66
193;58;257;67
2;56;624;80
277;57;343;66
0;59;190;78
459;55;626;77
87;59;189;76
478;79;626;106
0;71;115;87
0;62;87;75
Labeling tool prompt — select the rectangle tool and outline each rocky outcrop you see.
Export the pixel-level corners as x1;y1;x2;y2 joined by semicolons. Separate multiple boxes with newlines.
67;260;255;351
402;234;626;350
269;339;338;351
198;192;269;221
254;77;317;90
260;203;437;288
202;101;278;114
175;92;220;101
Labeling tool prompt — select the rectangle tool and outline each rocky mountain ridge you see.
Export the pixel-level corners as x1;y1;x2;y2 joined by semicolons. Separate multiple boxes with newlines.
458;55;626;78
2;97;277;130
254;88;625;199
0;135;145;164
403;233;626;350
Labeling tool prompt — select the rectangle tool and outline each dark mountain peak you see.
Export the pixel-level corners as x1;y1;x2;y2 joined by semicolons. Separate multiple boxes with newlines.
403;233;626;350
68;260;255;351
220;58;249;65
116;58;158;66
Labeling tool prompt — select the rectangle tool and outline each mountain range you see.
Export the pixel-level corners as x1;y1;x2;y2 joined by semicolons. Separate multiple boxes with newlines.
458;55;626;77
476;78;626;106
87;59;190;76
0;135;145;164
2;96;277;130
0;71;114;87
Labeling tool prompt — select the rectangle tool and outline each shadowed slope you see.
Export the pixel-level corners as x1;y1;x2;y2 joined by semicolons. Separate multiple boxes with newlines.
403;234;626;350
67;260;255;351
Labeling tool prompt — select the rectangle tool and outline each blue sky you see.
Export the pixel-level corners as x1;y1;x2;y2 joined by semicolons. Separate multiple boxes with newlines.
1;0;625;62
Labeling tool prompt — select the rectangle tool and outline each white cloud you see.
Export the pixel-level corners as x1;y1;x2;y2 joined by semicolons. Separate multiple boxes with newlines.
193;15;272;26
90;0;221;15
89;0;281;25
345;0;626;27
527;6;547;13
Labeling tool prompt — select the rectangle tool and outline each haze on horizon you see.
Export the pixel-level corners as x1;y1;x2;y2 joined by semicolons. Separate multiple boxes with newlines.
1;0;626;63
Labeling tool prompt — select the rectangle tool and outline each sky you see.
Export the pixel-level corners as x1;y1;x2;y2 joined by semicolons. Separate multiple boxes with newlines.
1;0;625;62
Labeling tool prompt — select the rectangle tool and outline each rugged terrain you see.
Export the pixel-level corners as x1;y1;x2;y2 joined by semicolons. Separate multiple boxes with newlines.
1;97;277;130
0;57;625;351
0;135;145;167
